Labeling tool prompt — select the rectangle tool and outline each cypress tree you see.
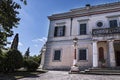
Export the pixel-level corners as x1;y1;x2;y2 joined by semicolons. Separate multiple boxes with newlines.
11;33;19;50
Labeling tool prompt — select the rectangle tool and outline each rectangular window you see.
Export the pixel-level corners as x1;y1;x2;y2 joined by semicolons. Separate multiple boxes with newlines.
80;23;86;35
54;26;65;37
79;49;87;60
109;20;118;28
54;50;61;61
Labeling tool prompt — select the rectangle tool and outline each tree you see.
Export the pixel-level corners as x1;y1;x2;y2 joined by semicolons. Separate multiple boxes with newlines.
0;0;26;48
23;59;39;71
11;33;19;50
5;49;23;72
30;54;41;64
24;47;30;59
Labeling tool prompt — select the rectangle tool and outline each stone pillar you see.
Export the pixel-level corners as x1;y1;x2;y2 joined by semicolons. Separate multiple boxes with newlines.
108;40;116;67
93;41;98;68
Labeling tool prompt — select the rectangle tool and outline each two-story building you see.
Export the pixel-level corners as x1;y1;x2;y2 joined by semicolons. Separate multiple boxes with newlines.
43;2;120;70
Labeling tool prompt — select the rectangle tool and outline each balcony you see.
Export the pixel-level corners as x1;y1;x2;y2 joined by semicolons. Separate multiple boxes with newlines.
92;27;120;36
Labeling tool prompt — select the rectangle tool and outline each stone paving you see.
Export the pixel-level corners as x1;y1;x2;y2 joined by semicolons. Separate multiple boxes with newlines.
19;71;120;80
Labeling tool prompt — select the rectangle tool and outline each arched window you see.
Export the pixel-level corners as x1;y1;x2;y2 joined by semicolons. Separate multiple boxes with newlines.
99;47;104;61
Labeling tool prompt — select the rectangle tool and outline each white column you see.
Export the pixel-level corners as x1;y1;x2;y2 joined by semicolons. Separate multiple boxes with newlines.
108;40;116;67
93;41;98;68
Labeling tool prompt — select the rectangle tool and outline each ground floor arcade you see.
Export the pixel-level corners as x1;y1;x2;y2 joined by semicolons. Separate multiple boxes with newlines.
93;40;120;68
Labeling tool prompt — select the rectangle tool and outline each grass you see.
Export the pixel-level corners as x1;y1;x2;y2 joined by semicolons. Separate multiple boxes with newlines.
0;70;47;80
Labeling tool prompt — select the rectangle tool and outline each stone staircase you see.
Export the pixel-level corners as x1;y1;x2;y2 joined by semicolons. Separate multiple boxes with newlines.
80;67;120;75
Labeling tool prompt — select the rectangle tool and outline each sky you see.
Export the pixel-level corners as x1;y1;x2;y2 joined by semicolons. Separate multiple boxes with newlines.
8;0;118;56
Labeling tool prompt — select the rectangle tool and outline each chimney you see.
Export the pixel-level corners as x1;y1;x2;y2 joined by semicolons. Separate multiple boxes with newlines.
86;4;91;9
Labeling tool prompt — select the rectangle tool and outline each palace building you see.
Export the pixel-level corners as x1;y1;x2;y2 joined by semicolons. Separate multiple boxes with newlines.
43;2;120;70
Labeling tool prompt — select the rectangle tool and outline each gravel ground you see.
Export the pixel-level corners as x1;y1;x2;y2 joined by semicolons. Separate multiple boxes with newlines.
19;71;120;80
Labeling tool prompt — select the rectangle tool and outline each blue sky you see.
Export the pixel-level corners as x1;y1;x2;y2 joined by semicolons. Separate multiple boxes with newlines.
8;0;118;56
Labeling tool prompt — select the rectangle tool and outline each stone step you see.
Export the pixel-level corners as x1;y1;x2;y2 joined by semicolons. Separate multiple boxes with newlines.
87;70;120;73
82;71;120;75
80;68;120;75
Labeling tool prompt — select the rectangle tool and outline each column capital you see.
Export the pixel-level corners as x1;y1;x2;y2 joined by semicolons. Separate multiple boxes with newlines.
107;39;114;42
107;38;115;42
92;39;98;42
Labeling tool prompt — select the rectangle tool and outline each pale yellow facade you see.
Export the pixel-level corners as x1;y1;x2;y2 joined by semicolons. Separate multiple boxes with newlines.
43;2;120;70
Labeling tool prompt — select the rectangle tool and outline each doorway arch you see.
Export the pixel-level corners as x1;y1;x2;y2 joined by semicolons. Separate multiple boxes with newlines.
99;47;104;61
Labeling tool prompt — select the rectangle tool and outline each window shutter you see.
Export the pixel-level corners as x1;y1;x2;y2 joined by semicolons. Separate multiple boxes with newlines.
54;50;61;60
54;27;58;37
79;49;86;60
110;20;117;28
80;24;86;35
63;26;65;36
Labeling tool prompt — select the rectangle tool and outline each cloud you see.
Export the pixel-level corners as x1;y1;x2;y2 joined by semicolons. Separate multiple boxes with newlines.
18;42;23;46
32;37;47;43
34;44;38;47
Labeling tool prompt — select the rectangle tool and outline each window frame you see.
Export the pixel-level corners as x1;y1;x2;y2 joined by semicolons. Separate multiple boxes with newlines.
53;49;62;61
78;48;88;61
54;26;66;37
79;22;88;35
96;20;104;28
108;17;119;28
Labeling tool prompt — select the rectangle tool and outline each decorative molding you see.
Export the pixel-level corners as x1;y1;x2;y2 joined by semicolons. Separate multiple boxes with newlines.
56;22;66;25
77;19;89;22
96;20;104;28
48;2;120;20
106;14;120;18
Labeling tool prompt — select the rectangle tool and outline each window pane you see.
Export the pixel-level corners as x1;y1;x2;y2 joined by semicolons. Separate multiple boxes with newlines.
54;26;65;37
79;49;87;60
80;24;86;35
109;20;118;28
54;50;61;60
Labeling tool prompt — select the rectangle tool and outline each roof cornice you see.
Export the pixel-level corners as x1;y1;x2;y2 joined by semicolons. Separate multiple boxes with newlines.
48;2;120;21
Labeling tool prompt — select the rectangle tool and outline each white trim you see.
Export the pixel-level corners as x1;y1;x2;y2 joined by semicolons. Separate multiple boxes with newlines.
52;49;62;62
107;17;119;28
106;14;120;18
77;19;89;22
78;22;88;35
56;22;66;26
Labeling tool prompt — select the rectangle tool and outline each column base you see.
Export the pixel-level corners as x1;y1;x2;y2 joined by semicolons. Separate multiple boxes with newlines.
69;66;79;74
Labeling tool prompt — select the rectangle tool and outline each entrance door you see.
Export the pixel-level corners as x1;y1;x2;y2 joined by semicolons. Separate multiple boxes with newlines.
115;51;120;66
99;47;104;61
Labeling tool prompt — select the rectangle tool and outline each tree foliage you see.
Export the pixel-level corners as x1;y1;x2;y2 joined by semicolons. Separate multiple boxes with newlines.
0;0;26;48
23;59;39;71
5;49;23;72
29;54;41;64
0;51;5;72
23;54;41;71
24;47;30;59
11;33;19;50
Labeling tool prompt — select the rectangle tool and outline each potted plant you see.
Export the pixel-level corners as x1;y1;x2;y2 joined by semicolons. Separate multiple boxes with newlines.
100;59;106;68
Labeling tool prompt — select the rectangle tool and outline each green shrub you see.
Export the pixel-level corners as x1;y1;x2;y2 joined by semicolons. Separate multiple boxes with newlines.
0;53;4;72
23;59;39;71
29;55;41;64
0;50;7;72
5;49;23;72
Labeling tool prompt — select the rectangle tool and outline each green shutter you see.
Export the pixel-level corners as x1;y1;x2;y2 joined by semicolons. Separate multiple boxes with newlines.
80;23;86;35
79;49;86;60
54;27;58;37
110;20;118;28
54;50;61;60
63;26;65;36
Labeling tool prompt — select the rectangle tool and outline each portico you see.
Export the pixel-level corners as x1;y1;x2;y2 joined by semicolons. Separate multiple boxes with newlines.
92;27;120;68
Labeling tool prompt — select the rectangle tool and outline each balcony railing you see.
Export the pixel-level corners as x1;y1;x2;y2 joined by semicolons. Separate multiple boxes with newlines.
92;27;120;36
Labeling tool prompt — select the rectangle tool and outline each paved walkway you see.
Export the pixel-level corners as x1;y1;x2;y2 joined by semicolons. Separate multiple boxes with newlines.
19;71;120;80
